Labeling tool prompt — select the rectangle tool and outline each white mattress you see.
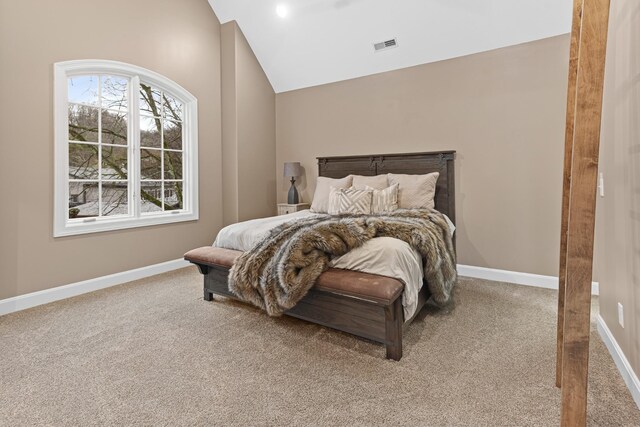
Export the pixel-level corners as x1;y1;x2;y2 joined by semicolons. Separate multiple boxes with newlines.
213;210;455;320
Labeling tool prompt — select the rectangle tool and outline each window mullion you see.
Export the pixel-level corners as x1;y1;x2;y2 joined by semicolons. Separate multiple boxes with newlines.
131;76;141;219
160;91;165;212
97;75;103;218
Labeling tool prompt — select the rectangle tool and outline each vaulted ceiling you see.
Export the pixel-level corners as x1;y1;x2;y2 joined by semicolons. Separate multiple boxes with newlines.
208;0;573;93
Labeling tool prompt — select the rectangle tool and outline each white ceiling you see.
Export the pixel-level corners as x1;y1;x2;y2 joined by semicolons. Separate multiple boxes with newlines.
208;0;573;93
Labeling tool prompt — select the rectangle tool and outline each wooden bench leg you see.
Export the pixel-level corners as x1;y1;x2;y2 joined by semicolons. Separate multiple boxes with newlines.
204;289;214;301
385;298;403;361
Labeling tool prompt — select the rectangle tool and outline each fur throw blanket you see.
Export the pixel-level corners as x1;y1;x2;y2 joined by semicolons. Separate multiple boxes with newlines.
228;209;457;316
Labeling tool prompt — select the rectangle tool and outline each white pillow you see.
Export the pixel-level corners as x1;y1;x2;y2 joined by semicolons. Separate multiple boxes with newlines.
365;183;399;214
310;176;353;213
352;174;388;190
328;187;373;215
387;172;439;210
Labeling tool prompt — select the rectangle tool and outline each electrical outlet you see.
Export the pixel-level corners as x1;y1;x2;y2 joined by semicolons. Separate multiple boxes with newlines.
618;302;624;328
598;172;605;197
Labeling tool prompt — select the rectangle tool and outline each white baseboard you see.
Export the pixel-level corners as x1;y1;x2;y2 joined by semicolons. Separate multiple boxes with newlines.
0;258;190;317
457;264;599;295
0;261;600;317
597;315;640;409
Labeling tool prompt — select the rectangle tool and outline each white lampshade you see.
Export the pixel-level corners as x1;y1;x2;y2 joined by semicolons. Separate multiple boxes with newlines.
283;162;302;177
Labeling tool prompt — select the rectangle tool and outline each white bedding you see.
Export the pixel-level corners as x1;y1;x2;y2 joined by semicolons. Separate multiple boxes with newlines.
213;210;455;320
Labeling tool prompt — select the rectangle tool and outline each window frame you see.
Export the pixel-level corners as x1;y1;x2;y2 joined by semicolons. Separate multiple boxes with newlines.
54;59;199;237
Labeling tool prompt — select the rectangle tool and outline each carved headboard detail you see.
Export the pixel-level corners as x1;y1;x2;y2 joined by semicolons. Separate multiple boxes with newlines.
317;151;456;224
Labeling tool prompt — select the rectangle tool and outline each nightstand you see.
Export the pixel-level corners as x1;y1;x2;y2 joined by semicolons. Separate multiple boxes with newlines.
277;203;310;215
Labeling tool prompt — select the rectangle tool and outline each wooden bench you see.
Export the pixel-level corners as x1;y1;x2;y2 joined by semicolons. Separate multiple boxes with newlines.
184;246;426;360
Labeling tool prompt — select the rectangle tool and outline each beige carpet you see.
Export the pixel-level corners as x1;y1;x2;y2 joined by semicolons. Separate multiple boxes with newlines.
1;267;639;426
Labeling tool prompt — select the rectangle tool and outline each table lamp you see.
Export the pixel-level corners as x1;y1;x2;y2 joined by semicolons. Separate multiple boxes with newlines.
284;162;302;204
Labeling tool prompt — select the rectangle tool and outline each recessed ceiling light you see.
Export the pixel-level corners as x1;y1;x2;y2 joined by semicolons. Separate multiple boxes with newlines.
276;4;288;18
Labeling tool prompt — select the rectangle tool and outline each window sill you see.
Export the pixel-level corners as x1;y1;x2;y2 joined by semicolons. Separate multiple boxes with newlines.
53;211;199;237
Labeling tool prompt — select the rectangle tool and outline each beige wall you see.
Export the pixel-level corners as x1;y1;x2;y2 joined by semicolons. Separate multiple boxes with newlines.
276;35;570;276
221;21;276;225
596;0;640;376
0;0;223;300
221;22;239;226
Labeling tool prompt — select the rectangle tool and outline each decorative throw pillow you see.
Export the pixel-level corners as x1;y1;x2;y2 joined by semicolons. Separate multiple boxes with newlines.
388;172;439;210
352;174;389;190
328;187;373;215
310;176;353;213
365;183;399;214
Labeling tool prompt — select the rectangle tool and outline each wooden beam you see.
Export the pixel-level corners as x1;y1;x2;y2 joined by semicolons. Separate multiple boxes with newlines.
560;0;610;424
556;0;584;389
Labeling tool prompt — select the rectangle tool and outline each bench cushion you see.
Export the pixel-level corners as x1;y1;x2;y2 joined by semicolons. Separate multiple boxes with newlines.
184;246;404;305
184;247;240;268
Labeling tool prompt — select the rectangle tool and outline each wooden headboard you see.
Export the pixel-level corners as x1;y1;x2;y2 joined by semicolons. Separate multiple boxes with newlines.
317;151;456;224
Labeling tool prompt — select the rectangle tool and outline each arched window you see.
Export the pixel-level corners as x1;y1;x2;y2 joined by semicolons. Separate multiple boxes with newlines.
53;60;198;236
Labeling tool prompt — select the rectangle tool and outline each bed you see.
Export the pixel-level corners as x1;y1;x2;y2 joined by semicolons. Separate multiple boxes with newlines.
185;151;456;360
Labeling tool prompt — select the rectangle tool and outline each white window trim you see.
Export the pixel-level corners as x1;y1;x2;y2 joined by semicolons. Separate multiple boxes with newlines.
54;59;199;237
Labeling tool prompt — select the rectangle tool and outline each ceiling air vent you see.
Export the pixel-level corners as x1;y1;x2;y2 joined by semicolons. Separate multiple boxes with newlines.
373;38;398;52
